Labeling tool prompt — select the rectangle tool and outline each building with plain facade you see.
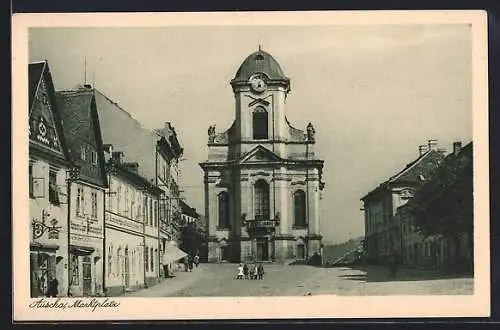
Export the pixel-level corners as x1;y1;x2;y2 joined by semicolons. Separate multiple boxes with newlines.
361;140;446;265
94;90;186;280
29;61;73;297
199;48;325;263
103;150;163;295
56;86;108;297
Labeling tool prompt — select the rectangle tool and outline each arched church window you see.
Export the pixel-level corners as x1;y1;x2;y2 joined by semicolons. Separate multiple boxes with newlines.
254;180;270;220
253;107;268;140
218;192;230;228
293;190;307;227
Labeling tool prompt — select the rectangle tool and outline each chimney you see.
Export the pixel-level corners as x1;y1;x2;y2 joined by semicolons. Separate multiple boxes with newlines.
437;148;447;155
103;144;113;162
112;151;124;165
418;145;428;156
427;139;438;151
124;162;139;174
453;141;462;156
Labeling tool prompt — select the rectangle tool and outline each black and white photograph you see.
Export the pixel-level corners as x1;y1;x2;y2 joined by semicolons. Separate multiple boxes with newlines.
13;11;489;320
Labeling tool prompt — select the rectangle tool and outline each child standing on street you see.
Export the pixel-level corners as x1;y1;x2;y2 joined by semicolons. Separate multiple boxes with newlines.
257;263;265;280
236;264;244;279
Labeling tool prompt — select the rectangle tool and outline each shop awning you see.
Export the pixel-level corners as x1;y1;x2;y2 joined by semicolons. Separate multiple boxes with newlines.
70;245;95;255
162;246;188;264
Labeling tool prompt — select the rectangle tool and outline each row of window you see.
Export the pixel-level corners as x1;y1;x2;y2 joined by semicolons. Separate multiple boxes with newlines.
80;145;98;165
106;245;158;278
29;163;61;206
109;179;159;227
76;187;99;219
217;180;307;227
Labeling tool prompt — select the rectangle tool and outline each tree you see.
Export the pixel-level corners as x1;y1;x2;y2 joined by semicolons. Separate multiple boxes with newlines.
406;143;473;270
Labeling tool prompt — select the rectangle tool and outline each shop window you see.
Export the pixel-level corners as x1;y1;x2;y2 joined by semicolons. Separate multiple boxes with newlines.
71;254;79;285
48;171;60;206
108;246;113;277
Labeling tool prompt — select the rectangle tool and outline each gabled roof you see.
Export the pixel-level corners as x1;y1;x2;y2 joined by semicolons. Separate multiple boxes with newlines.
56;87;108;187
29;60;72;164
361;149;446;201
238;145;283;164
29;61;45;111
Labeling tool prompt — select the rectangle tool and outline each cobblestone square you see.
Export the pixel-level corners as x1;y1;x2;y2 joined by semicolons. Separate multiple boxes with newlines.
122;263;473;297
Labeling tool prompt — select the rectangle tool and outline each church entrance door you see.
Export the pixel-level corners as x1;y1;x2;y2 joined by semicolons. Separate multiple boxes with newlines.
256;238;269;261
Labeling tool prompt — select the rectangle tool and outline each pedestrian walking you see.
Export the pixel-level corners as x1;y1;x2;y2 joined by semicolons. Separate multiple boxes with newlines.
236;263;244;279
188;255;194;272
251;263;258;280
194;254;200;268
257;262;265;280
184;256;189;272
243;263;249;279
46;277;58;297
389;254;401;278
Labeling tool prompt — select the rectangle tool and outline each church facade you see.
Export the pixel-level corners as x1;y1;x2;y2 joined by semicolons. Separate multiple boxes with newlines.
199;49;325;263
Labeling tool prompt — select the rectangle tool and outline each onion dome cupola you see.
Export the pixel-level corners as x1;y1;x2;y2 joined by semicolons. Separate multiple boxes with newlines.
231;47;291;92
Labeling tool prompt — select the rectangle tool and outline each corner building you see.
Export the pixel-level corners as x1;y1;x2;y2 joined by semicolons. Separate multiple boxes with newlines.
200;49;325;263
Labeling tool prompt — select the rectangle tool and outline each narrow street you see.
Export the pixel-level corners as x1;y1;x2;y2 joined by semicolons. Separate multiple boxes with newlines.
121;263;473;297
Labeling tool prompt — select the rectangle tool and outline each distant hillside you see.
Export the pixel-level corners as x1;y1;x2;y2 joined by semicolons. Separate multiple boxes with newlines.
323;236;364;263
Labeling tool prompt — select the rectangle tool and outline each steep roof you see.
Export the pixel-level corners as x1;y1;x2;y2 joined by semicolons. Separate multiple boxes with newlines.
29;60;72;164
93;88;159;181
29;62;45;110
55;87;108;187
361;149;446;201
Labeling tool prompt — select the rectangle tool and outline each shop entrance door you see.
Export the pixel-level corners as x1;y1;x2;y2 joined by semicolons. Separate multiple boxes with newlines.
82;256;92;296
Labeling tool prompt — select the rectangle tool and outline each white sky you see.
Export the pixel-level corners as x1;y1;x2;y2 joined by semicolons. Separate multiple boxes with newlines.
28;24;472;244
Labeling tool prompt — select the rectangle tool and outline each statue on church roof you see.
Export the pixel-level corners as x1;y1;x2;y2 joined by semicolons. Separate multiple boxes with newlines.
208;125;216;143
307;122;316;142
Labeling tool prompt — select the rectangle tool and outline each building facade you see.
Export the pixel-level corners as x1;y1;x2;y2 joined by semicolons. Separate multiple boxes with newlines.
361;140;446;265
29;61;73;297
103;150;163;295
199;48;325;263
56;86;108;297
395;141;473;271
154;124;185;276
94;90;187;281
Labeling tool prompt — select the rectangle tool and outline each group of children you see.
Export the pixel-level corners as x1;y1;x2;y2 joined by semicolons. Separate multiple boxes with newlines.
237;262;265;280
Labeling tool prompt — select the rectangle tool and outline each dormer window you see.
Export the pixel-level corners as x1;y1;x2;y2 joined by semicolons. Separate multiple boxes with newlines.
80;145;87;161
255;54;264;61
91;150;98;165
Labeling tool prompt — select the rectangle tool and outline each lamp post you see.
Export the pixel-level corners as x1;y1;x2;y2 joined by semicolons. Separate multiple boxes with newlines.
65;166;80;297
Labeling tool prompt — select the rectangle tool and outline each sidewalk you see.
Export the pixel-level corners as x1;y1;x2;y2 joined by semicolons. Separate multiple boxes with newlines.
120;265;205;297
343;264;473;282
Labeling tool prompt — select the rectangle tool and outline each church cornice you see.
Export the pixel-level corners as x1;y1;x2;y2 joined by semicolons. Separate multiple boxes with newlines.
200;159;324;170
208;139;315;147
